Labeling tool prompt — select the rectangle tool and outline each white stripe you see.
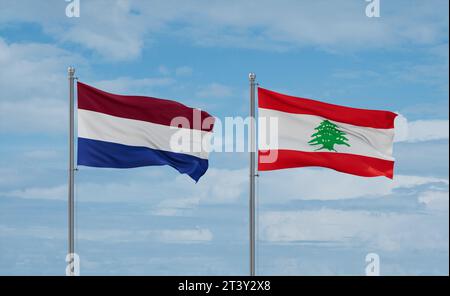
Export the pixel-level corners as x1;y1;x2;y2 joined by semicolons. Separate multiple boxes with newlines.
78;109;211;159
259;108;395;161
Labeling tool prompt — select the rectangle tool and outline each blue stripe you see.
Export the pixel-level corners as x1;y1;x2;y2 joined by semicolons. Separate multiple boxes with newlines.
77;137;209;182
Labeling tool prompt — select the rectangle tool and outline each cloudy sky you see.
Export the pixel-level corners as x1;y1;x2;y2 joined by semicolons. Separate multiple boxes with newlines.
0;0;448;275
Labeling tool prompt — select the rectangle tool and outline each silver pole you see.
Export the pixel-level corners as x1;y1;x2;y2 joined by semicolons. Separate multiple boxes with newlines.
67;66;75;276
249;72;256;276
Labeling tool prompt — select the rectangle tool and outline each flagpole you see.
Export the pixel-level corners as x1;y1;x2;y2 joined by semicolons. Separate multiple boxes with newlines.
67;66;76;276
249;72;256;276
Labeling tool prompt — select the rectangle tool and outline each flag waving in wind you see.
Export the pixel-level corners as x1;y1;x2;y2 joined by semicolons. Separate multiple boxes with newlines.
258;87;398;179
77;82;214;182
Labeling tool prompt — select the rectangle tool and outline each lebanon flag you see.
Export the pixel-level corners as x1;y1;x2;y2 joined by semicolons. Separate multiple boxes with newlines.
77;82;214;182
258;87;397;179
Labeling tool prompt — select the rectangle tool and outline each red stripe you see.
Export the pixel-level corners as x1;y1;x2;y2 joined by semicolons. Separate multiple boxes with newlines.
77;82;214;132
258;150;394;179
258;87;397;129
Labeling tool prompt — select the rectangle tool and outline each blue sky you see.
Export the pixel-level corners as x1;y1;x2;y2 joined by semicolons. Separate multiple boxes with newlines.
0;0;448;275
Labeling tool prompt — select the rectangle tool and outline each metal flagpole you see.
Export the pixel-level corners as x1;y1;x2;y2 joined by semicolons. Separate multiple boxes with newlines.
67;66;76;276
249;72;256;276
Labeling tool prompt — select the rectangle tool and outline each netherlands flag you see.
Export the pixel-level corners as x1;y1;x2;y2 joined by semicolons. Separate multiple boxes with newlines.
77;82;215;182
258;87;398;179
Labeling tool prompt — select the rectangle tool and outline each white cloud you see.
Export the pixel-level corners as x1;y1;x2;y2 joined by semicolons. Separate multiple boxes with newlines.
144;0;448;52
147;167;248;215
1;168;248;207
393;113;409;142
59;0;148;61
0;98;67;133
4;164;448;212
0;225;213;244
0;1;146;61
260;208;449;251
196;83;233;98
418;190;449;211
3;0;447;60
149;168;248;215
0;38;80;101
258;169;448;201
195;168;247;202
77;228;213;244
150;197;200;216
0;38;83;133
405;120;449;142
394;115;448;143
